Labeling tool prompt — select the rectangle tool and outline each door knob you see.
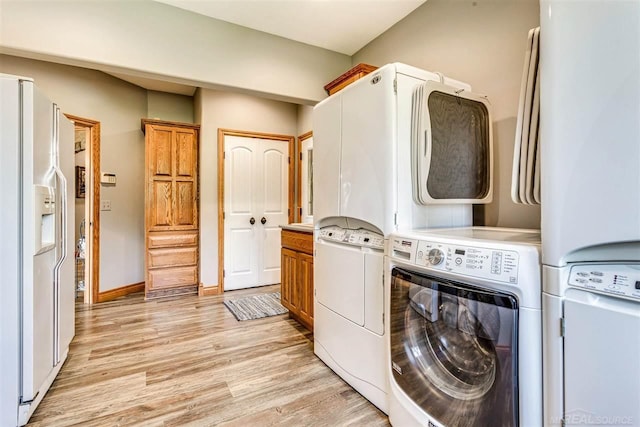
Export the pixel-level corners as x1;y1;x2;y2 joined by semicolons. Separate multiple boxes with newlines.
261;217;267;225
250;217;256;225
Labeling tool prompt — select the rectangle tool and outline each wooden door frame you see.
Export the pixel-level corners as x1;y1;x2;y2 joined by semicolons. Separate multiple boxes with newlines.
217;128;295;294
64;114;100;304
296;131;313;222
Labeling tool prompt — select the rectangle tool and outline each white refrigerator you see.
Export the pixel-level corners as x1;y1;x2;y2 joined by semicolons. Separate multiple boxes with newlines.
0;74;75;426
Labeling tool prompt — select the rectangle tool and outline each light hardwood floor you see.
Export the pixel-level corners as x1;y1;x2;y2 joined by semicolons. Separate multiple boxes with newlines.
28;285;390;426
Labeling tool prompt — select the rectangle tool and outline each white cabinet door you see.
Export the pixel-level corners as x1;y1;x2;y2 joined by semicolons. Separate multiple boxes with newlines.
340;66;395;234
224;136;288;290
312;95;341;222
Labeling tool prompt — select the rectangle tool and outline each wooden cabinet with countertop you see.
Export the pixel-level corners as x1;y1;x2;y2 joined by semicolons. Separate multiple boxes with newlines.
281;227;314;331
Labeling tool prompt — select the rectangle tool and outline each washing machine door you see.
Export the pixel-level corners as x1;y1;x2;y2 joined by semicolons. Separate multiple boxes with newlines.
390;267;519;427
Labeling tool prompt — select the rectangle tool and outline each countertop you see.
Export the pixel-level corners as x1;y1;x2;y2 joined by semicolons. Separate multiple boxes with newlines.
281;223;314;233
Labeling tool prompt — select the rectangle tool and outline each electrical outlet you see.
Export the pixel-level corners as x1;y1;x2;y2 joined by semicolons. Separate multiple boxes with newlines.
101;200;111;211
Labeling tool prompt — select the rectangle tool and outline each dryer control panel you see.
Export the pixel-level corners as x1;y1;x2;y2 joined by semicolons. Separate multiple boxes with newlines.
391;237;521;284
569;264;640;301
318;226;384;250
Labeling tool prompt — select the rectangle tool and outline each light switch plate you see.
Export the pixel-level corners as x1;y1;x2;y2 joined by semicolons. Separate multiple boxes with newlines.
101;200;111;211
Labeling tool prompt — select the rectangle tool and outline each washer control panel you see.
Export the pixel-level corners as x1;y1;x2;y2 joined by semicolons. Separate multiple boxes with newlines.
318;226;384;250
569;264;640;301
391;237;520;284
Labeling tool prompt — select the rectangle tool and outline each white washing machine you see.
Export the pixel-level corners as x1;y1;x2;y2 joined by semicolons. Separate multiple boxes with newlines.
386;227;542;427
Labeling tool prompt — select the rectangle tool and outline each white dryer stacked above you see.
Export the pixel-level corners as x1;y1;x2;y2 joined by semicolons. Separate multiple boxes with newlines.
312;63;494;413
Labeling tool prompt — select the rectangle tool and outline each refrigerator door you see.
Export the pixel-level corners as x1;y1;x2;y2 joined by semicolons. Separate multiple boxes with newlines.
57;106;75;357
0;75;22;427
21;82;57;403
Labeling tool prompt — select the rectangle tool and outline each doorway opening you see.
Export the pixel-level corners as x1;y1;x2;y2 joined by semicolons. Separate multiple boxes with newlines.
217;129;294;294
65;114;100;304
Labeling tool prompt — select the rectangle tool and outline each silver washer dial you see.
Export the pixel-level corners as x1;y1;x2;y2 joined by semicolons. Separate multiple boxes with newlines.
427;248;444;266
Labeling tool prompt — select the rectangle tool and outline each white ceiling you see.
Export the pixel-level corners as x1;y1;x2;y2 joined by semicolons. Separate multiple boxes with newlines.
153;0;426;56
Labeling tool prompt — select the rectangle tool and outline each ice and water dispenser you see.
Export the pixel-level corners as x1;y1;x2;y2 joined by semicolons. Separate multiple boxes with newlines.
34;184;56;254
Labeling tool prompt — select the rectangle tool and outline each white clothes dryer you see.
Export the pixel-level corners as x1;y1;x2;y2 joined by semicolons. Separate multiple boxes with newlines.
543;264;640;427
312;63;494;414
386;227;542;427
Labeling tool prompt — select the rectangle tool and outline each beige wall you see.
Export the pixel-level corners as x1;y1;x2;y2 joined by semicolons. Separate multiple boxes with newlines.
196;88;298;288
0;0;350;104
297;105;314;137
147;91;194;123
353;0;541;229
1;55;147;292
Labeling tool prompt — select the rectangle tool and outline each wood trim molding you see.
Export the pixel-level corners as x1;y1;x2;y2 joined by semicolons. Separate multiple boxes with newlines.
97;282;144;303
296;131;312;222
198;283;220;296
140;118;200;133
65;114;101;305
217;128;296;294
217;129;225;296
323;63;378;95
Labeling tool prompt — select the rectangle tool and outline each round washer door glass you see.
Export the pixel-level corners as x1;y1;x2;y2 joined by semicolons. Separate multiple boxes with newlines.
390;268;519;427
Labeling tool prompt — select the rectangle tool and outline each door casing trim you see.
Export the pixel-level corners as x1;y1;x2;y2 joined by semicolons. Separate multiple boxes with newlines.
64;114;100;304
297;131;313;222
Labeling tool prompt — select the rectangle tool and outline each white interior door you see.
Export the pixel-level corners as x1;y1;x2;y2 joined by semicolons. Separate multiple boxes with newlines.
224;135;288;290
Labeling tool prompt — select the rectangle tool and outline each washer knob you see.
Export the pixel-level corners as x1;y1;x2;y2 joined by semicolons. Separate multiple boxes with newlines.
427;248;444;266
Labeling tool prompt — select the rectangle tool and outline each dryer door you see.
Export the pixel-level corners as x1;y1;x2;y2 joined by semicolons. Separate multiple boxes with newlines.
315;239;365;326
563;288;640;425
390;267;519;427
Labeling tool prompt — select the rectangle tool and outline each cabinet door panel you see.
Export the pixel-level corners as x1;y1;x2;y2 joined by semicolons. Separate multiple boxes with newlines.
176;130;196;177
298;252;314;327
150;129;173;176
150;181;172;228
175;181;196;226
281;248;297;311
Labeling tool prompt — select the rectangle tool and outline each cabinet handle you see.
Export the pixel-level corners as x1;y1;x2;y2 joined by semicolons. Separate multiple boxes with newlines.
261;217;267;225
250;217;256;225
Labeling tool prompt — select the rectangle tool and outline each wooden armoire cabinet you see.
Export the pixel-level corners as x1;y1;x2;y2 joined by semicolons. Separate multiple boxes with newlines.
141;119;200;299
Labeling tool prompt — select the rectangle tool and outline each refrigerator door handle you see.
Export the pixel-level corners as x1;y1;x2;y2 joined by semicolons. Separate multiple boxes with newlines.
51;106;68;365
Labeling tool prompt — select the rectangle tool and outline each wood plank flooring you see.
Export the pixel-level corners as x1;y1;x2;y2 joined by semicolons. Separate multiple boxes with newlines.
28;285;390;426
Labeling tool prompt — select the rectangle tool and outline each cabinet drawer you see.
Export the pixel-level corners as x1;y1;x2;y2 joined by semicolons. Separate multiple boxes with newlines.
148;265;198;290
281;230;313;254
148;231;198;249
148;247;197;269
